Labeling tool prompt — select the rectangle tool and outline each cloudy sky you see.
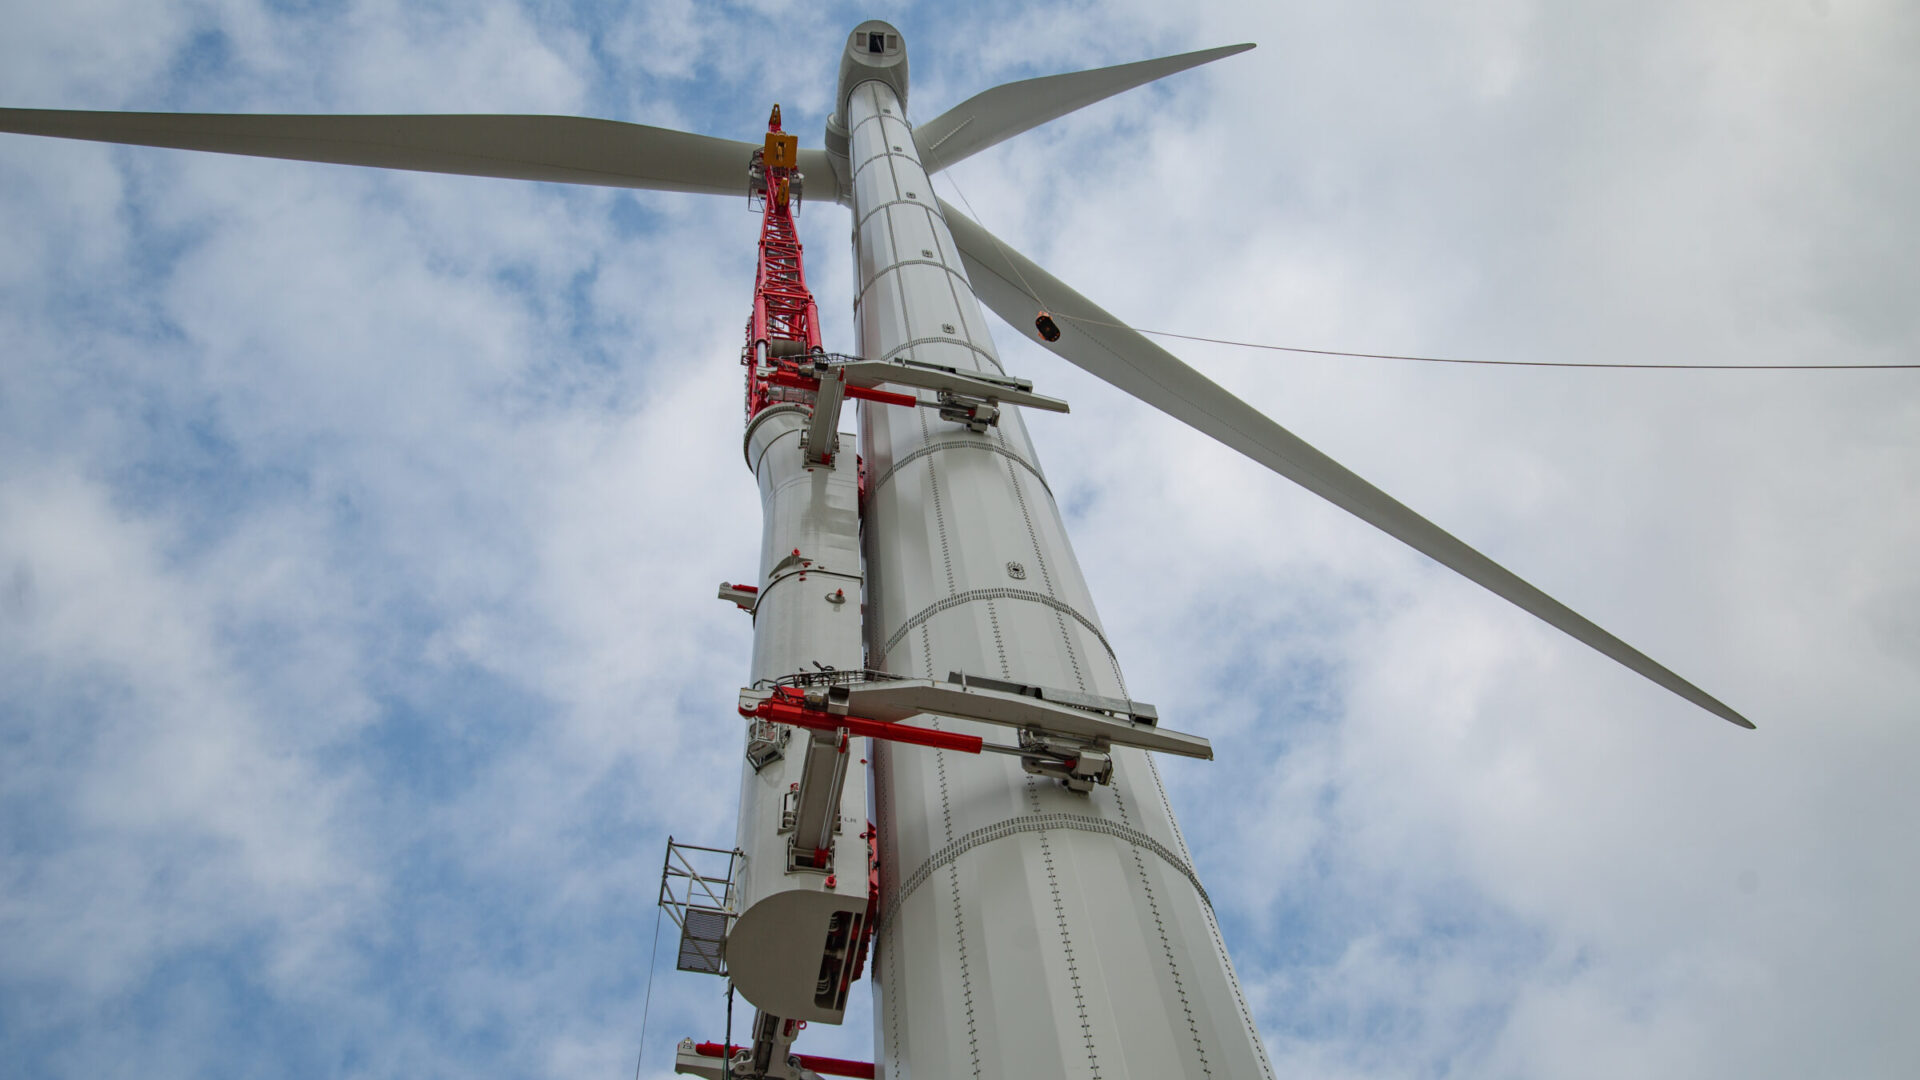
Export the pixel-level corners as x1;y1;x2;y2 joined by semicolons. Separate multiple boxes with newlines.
3;1;1917;1078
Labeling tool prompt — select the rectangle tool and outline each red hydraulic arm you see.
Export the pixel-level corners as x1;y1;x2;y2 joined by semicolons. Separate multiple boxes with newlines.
740;686;985;755
692;1043;876;1079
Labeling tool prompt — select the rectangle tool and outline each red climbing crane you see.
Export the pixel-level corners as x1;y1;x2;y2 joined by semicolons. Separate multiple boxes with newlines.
743;105;822;418
743;106;913;441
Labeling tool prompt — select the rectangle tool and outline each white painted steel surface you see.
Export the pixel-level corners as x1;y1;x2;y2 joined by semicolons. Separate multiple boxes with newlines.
727;404;870;1023
842;56;1274;1077
828;677;1212;759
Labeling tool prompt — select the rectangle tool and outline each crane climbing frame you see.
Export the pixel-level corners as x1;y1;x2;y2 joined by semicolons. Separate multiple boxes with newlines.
663;95;1210;1079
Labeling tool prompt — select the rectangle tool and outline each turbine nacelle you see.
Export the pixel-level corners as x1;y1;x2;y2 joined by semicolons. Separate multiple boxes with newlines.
823;20;908;191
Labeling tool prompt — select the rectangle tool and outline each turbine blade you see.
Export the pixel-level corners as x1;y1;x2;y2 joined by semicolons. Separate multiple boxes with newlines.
0;108;762;195
940;198;1754;729
914;43;1254;172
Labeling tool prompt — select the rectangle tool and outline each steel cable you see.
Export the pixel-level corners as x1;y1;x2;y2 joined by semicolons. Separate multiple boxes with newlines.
631;904;665;1080
933;171;1915;372
1055;315;1920;370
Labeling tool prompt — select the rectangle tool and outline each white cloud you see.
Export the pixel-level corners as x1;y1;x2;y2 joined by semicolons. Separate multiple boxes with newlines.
3;1;1918;1078
0;469;369;1002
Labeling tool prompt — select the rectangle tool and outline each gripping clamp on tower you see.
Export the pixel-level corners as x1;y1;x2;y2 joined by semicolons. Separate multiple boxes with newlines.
739;669;1209;795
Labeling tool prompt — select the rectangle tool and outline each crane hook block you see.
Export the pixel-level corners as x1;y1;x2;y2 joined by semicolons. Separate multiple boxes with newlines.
1034;311;1062;342
764;130;799;171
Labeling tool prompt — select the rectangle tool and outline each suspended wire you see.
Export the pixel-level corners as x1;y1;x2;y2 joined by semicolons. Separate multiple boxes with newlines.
722;982;736;1080
631;904;666;1080
937;168;1050;314
934;171;1914;372
1053;314;1920;370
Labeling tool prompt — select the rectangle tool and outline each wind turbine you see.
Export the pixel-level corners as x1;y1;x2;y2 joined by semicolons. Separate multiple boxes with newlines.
0;18;1752;1079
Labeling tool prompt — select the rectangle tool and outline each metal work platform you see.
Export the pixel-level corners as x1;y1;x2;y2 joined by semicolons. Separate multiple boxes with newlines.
658;838;741;976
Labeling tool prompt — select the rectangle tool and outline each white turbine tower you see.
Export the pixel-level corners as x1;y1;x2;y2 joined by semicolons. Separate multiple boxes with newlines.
0;18;1751;1080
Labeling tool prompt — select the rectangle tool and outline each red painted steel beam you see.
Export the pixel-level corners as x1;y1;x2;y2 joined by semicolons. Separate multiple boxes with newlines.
794;1053;878;1079
691;1043;877;1079
845;384;917;407
765;368;919;408
742;696;984;755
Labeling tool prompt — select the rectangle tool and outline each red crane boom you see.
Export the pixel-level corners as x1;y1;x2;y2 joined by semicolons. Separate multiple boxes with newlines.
744;105;822;419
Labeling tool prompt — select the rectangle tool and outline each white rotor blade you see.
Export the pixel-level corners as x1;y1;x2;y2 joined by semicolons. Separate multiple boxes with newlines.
941;198;1753;729
0;108;821;196
913;43;1253;172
